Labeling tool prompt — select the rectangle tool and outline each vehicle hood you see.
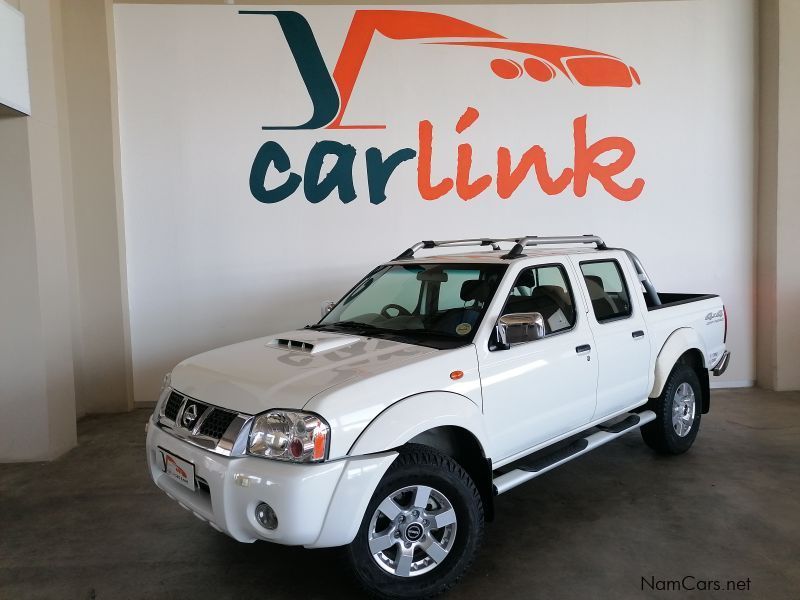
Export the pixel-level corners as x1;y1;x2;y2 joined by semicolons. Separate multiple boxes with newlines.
169;329;437;415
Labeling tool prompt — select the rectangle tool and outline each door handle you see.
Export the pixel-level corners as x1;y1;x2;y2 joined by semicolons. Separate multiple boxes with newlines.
575;344;592;354
632;330;645;339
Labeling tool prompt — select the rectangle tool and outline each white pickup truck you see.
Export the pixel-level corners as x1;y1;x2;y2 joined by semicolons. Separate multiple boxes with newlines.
146;235;729;599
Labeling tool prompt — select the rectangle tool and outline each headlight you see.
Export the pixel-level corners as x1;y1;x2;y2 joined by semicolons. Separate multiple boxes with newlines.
154;372;172;416
248;410;330;463
160;372;172;394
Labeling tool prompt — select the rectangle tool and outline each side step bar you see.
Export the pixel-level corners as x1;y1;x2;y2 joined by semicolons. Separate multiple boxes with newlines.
493;410;656;495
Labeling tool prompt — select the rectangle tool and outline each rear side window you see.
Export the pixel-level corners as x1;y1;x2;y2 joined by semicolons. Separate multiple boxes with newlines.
580;260;632;322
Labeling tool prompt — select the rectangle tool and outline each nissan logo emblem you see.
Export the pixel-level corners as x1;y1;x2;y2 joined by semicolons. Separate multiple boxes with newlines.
405;523;423;542
182;404;199;429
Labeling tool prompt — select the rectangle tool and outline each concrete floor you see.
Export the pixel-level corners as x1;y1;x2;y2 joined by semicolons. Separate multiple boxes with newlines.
1;388;798;600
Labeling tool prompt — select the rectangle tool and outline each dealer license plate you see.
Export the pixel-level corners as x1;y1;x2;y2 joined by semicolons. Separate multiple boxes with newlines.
158;447;196;491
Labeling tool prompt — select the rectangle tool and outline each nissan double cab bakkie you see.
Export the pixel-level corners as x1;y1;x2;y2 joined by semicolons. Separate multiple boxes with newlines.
146;235;730;599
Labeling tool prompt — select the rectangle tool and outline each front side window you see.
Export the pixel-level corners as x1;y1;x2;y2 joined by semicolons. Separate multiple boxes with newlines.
501;264;576;335
315;263;507;349
580;260;632;322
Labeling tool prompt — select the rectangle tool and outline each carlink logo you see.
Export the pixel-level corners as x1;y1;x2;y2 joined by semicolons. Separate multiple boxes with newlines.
243;10;645;205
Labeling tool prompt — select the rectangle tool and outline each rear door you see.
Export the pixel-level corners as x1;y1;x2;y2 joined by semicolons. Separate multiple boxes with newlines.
570;253;650;419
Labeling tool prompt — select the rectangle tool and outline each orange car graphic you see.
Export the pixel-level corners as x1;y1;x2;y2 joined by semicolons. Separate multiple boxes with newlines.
165;454;188;480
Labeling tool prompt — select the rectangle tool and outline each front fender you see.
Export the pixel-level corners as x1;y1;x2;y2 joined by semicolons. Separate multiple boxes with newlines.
651;328;707;398
310;392;489;549
348;391;490;456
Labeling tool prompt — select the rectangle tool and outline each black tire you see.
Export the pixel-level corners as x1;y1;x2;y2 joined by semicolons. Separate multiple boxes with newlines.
641;360;702;454
345;444;484;599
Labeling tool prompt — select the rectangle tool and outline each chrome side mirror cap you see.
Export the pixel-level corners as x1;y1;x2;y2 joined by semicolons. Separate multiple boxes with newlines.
495;312;545;349
320;300;336;318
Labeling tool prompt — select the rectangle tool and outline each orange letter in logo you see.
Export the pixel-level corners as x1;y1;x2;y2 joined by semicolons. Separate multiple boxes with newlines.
418;119;453;200
455;107;492;200
497;145;573;198
573;115;644;201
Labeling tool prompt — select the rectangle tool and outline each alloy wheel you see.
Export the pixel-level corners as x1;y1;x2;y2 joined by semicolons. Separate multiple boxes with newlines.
367;485;457;577
672;382;696;437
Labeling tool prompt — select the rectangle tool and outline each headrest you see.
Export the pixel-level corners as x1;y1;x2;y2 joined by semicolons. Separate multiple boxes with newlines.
531;285;569;304
585;275;604;290
515;270;536;288
584;277;606;300
461;280;490;303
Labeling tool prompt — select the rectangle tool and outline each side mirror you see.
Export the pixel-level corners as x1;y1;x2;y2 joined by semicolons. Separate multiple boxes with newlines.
320;300;336;318
495;312;545;350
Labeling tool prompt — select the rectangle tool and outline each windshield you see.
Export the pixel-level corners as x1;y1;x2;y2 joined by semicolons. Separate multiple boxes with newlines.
314;263;507;349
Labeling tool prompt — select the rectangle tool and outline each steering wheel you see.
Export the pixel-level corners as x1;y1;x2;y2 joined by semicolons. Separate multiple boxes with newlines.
380;303;411;318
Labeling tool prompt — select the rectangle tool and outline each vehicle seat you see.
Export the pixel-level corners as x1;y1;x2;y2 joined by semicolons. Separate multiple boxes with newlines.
584;276;619;319
513;269;536;294
433;280;488;334
503;285;573;332
531;285;574;324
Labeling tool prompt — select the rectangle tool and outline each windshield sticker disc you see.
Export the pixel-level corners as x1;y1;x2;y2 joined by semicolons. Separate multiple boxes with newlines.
455;323;472;336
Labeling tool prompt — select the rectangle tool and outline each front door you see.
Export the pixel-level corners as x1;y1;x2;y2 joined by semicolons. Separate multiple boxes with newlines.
478;262;598;462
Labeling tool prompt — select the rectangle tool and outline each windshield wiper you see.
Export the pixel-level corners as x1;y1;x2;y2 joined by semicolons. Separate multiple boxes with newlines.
372;328;458;339
312;322;457;340
318;321;378;331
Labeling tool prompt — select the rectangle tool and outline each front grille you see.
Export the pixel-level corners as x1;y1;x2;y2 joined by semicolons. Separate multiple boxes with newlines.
199;409;238;440
158;389;247;455
181;400;208;430
164;391;183;421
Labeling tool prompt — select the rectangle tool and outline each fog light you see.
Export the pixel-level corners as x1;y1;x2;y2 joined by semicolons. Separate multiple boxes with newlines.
255;502;278;530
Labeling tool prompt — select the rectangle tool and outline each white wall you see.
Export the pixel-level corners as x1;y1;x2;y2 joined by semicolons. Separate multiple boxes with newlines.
0;0;30;114
774;0;800;391
61;0;133;415
759;0;800;391
0;0;78;461
115;1;756;405
0;115;49;460
23;0;79;458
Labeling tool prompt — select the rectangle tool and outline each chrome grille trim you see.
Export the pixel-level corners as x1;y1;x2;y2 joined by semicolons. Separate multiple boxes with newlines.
156;389;251;456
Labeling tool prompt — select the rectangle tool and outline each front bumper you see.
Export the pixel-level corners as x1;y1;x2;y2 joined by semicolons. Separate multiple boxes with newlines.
146;416;396;547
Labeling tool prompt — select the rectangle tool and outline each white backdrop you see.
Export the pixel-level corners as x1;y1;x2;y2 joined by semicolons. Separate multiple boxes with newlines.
0;1;30;114
114;1;755;404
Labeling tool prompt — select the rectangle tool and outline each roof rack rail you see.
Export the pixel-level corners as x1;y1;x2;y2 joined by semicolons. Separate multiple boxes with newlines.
394;238;501;261
393;235;606;261
500;235;606;259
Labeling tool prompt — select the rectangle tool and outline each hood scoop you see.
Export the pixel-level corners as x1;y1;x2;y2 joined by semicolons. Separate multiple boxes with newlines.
266;330;362;355
273;338;314;352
